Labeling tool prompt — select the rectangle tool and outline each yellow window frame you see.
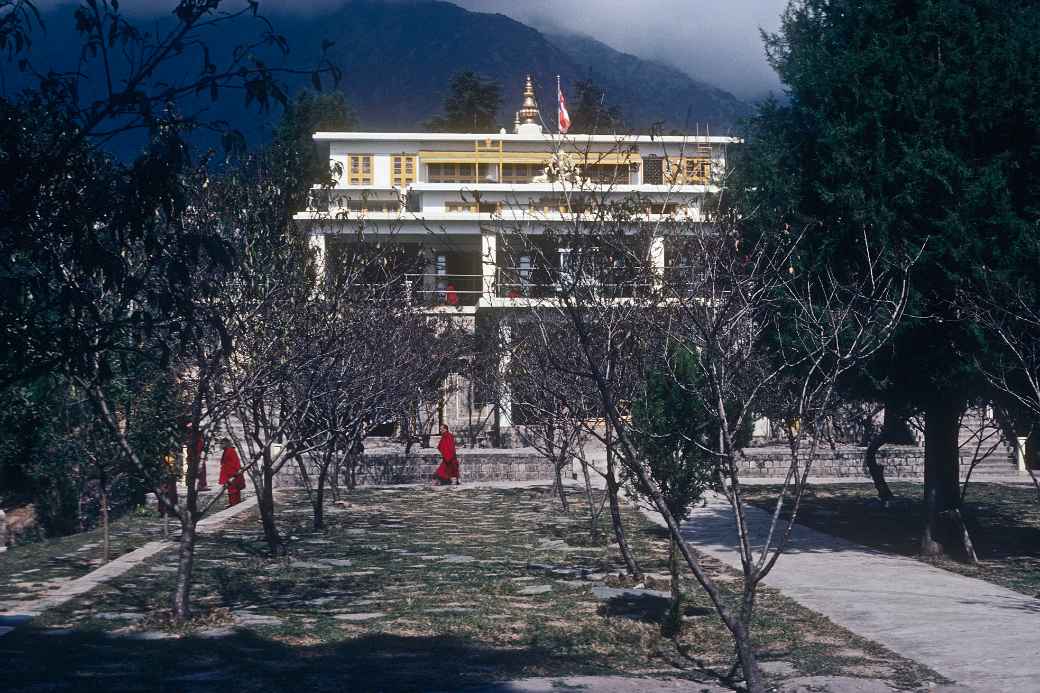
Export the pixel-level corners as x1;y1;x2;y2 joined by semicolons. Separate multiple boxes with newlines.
391;155;416;187
347;155;373;185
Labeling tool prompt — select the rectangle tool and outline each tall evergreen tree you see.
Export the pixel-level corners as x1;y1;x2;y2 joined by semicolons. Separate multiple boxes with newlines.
272;90;357;207
567;78;622;134
425;71;502;132
733;0;1040;557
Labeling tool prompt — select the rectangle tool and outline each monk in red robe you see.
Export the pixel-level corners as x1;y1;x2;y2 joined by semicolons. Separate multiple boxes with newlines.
218;438;244;507
434;424;460;485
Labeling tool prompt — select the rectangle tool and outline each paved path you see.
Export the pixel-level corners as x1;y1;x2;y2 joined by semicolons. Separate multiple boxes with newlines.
736;473;1036;486
0;496;257;637
645;495;1040;693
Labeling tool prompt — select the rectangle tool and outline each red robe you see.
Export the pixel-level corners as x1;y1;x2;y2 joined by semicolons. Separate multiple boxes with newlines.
435;431;459;482
218;446;243;506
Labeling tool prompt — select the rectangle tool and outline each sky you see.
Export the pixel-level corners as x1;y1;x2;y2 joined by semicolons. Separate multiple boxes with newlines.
33;0;790;100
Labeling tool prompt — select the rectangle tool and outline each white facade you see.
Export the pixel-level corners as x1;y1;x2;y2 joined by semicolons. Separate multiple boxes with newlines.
290;80;740;443
294;126;739;313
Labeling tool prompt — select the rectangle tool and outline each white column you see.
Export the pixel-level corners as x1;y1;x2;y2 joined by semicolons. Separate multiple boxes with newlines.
649;235;665;292
309;233;327;286
481;228;498;304
1015;436;1028;472
498;321;513;432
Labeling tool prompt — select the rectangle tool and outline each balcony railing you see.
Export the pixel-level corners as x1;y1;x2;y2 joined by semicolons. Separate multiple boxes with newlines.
306;189;404;213
404;273;482;307
496;266;652;300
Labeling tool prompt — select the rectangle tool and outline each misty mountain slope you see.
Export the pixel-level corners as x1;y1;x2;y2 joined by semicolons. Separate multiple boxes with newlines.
289;0;749;131
9;0;749;152
546;32;751;134
281;0;583;130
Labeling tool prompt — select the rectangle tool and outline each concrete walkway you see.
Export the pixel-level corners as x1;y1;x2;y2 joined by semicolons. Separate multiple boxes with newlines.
646;495;1040;693
0;496;257;637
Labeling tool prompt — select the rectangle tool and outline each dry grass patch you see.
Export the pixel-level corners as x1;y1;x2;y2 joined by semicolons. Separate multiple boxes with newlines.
1;485;948;692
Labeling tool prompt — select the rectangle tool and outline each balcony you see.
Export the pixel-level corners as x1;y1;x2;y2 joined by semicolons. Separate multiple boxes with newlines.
305;188;404;214
404;273;483;308
495;265;652;302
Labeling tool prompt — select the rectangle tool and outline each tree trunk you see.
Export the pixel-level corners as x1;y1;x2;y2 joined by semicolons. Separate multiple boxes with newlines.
347;452;359;490
733;620;763;693
863;433;894;502
259;461;285;556
313;467;326;531
553;457;570;512
172;514;197;621
663;535;682;637
329;454;341;503
100;486;110;563
581;458;600;540
605;442;641;580
922;399;963;557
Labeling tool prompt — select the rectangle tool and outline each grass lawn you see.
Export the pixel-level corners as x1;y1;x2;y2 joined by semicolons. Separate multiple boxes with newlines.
0;491;227;607
2;485;942;691
744;481;1040;597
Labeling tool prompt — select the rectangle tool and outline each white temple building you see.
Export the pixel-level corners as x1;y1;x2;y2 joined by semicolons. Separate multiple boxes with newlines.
293;76;740;444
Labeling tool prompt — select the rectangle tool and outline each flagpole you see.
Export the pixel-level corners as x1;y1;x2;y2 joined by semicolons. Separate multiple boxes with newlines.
556;75;561;134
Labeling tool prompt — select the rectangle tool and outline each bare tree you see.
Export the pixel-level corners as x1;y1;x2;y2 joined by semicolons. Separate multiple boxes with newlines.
294;247;469;529
0;0;340;624
964;271;1040;501
493;162;910;689
218;223;323;556
77;159;251;622
508;314;647;580
512;344;616;533
958;406;1008;503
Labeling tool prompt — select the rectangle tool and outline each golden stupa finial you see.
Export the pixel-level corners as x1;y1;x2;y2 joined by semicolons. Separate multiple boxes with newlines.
519;75;540;125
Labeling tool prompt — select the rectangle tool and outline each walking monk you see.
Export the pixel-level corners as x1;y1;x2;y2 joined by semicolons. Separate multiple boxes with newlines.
434;423;460;485
218;438;245;507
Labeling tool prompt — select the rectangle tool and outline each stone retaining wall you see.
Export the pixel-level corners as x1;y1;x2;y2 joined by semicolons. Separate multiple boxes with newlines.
736;446;1015;478
273;445;1012;487
273;451;555;488
736;447;926;478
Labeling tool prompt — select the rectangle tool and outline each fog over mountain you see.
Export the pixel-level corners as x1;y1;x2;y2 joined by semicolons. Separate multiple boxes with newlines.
454;0;787;101
30;0;786;100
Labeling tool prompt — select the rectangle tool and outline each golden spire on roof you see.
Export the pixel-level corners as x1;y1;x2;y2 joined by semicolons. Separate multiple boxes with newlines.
518;75;540;125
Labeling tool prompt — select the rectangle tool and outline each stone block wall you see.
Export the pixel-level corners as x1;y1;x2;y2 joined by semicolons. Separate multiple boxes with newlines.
736;446;926;478
272;444;1013;488
735;445;1013;478
273;450;555;488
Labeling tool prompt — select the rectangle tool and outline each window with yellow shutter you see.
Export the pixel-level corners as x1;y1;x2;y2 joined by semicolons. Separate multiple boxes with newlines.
391;155;416;187
684;157;711;184
663;157;711;185
347;155;373;185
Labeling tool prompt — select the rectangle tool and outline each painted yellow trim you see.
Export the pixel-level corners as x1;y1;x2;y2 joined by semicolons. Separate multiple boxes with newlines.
418;150;641;166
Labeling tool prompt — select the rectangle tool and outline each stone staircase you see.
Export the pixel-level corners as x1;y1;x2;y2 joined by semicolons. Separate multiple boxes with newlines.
957;408;1017;477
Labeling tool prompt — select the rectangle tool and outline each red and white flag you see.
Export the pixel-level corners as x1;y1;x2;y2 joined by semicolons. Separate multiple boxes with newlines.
557;76;571;134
